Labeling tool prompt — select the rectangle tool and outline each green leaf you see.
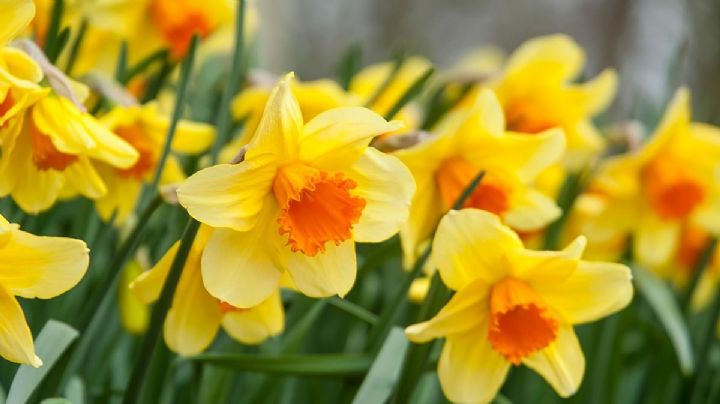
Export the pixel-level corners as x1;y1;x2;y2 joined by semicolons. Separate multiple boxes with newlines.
352;328;409;404
186;354;372;377
7;321;79;404
633;266;694;375
328;297;378;325
64;376;85;404
383;67;435;121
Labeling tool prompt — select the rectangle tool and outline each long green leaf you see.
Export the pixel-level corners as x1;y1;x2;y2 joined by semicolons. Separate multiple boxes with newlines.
633;266;694;375
352;328;408;404
186;354;371;377
7;321;79;404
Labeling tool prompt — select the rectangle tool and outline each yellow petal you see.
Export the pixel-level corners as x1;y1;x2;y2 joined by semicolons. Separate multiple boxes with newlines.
637;88;690;164
508;236;586;283
139;102;215;154
130;242;179;304
438;325;510;403
63;157;107;199
0;47;43;85
119;260;150;335
406;277;489;343
0;0;35;45
455;89;505;140
299;107;402;171
634;212;680;270
0;285;42;367
504;188;562;231
0;225;88;299
433;209;521;290
503;34;584;84
399;173;444;269
93;164;141;223
573;69;618;116
536;261;633;324
164;249;222;356
286;239;356;298
522;325;585;397
81;114;139;169
348;148;415;242
222;289;285;345
465;128;565;183
177;160;276;231
245;73;303;162
32;97;95;154
201;204;284;308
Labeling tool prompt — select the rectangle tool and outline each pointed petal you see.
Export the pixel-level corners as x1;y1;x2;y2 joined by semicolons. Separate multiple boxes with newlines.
245;73;303;162
177;160;276;231
535;261;633;324
438;326;510;403
348;148;415;243
130;242;180;304
0;285;42;367
300;107;403;171
504;34;584;83
406;277;489;343
522;325;585;397
286;239;356;298
504;188;562;231
634;212;680;269
63;157;107;199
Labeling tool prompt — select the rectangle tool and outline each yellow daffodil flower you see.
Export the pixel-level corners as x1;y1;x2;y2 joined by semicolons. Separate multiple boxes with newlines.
487;34;617;170
406;209;633;403
130;226;284;354
349;56;431;133
93;102;214;222
593;88;720;271
0;47;47;130
394;89;565;267
221;78;351;163
0;213;89;367
177;73;415;308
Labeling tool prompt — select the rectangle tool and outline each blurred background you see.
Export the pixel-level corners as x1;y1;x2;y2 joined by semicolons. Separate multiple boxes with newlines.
254;0;720;124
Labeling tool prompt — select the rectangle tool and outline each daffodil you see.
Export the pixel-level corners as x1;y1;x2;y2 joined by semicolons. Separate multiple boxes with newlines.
394;89;565;267
221;77;351;163
0;213;89;367
93;102;214;222
406;209;633;403
486;34;617;169
130;226;284;354
0;47;47;130
0;91;139;213
177;73;415;308
593;88;720;271
349;56;431;133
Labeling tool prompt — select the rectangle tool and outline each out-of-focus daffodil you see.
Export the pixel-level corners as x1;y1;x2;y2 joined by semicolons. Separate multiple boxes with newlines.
1;0;34;46
93;102;214;222
394;89;564;267
221;78;352;163
130;226;284;354
349;56;431;133
593;88;720;271
0;213;89;367
406;209;633;403
177;73;415;308
482;34;617;170
119;257;151;335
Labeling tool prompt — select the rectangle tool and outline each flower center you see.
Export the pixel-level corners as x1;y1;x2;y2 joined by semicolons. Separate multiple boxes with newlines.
504;100;556;134
487;277;559;365
150;0;215;59
435;156;512;214
30;119;78;171
115;125;157;180
273;162;366;257
644;156;705;220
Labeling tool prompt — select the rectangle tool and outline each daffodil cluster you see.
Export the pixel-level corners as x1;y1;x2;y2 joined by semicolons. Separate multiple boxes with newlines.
2;1;720;403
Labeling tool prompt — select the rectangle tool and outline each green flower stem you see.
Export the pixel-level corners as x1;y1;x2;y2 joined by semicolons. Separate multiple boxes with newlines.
145;34;199;206
63;18;87;75
43;0;64;63
53;195;164;392
328;296;379;326
383;67;434;121
122;218;200;404
209;0;247;164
